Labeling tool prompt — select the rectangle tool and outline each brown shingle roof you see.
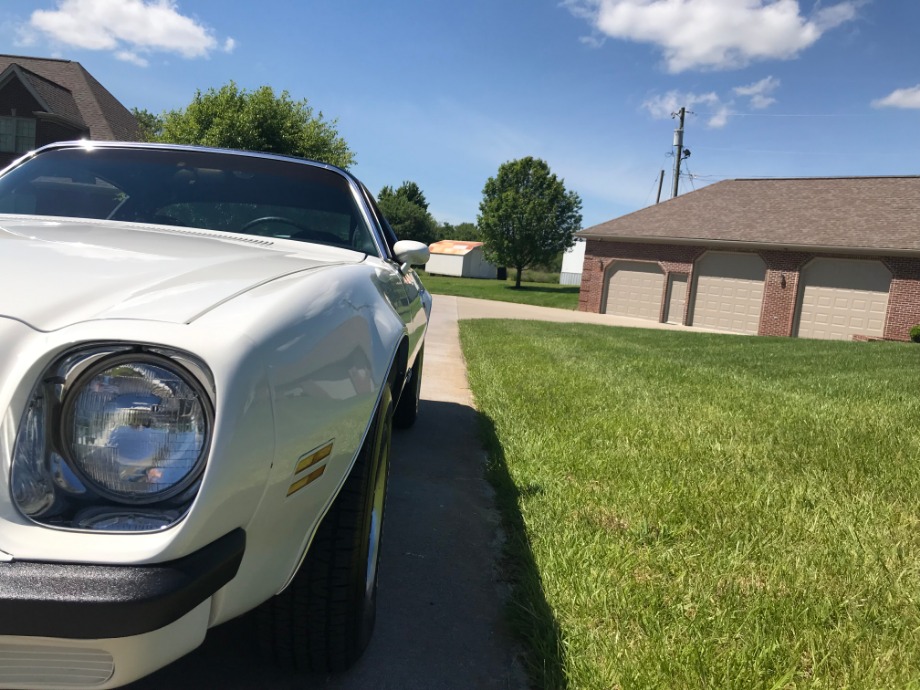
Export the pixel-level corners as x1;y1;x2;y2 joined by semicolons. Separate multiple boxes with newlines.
0;54;138;140
580;176;920;254
5;64;86;128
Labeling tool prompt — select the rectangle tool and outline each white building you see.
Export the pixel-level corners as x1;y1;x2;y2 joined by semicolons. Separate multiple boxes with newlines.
426;241;498;279
560;237;586;285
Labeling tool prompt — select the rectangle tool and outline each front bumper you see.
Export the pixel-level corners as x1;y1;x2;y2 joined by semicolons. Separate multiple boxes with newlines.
0;528;244;639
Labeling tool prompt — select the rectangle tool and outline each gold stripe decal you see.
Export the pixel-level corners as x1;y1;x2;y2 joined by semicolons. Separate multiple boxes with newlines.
288;441;334;496
295;442;333;474
287;467;326;496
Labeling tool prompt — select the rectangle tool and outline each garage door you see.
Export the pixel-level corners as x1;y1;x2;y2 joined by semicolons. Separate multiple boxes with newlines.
665;274;688;324
690;252;765;335
795;259;890;340
603;261;664;320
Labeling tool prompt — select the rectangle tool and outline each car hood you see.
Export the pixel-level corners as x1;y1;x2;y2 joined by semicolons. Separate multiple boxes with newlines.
0;217;363;331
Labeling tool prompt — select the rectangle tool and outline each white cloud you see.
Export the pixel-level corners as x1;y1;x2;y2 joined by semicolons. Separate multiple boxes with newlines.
643;90;732;128
578;34;605;48
734;75;780;109
564;0;859;72
28;0;234;63
643;76;781;128
706;104;732;128
873;85;920;110
223;37;237;53
115;50;149;67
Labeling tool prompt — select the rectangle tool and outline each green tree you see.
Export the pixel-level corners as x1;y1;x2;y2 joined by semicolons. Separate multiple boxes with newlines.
154;82;354;168
377;181;438;245
436;221;480;242
393;181;428;211
478;157;582;288
131;107;163;141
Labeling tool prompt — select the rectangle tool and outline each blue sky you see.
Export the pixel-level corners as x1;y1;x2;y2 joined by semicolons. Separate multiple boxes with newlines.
2;0;919;228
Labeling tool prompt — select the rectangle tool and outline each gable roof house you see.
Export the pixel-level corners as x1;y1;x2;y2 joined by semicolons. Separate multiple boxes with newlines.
578;177;920;341
0;55;139;168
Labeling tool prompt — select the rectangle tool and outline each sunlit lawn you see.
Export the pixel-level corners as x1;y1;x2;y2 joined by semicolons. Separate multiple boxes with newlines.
461;321;920;689
417;271;579;310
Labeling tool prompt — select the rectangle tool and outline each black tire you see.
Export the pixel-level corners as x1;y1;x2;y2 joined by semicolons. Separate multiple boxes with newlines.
259;386;393;672
393;346;423;430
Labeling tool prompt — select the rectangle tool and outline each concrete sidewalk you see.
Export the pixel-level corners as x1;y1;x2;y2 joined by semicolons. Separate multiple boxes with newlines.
452;294;729;333
420;295;473;405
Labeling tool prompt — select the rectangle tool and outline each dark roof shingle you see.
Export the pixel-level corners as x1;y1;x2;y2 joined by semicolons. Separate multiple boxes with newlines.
0;54;138;140
580;177;920;253
8;65;86;128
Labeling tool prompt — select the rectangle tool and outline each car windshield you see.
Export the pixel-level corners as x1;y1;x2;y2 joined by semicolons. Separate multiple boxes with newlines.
0;146;380;255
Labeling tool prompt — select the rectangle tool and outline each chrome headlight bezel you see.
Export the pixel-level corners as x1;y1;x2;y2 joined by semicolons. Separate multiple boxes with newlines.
10;343;215;532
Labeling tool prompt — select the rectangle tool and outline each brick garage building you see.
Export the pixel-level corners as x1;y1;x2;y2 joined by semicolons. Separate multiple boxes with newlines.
578;177;920;341
0;55;139;168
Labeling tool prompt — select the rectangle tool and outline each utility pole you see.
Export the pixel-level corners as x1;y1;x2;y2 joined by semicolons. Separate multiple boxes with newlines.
671;107;690;199
655;169;665;204
671;107;685;198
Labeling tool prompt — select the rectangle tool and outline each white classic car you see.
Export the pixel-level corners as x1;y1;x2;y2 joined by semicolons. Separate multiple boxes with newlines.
0;141;431;689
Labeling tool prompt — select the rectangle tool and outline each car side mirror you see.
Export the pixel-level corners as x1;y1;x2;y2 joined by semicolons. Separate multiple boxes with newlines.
393;240;430;272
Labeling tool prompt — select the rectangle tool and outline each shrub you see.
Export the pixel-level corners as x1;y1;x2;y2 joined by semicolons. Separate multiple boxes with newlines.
910;325;920;343
519;269;561;284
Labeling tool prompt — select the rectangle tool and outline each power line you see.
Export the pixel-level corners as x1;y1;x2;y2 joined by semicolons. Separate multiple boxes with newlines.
677;173;828;181
681;161;697;191
691;146;836;156
694;111;869;118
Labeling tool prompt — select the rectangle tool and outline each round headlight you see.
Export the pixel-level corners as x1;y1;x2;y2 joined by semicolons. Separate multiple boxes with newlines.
63;356;211;504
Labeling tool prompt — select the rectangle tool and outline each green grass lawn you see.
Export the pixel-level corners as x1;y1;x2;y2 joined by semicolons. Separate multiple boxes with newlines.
460;321;920;690
418;271;579;310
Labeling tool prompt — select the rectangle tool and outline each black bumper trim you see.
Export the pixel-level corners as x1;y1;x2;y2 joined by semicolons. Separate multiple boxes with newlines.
0;528;245;639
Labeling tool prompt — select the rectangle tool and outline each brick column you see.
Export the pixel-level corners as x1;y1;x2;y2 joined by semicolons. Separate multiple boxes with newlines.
757;252;811;337
578;255;606;312
883;257;920;341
